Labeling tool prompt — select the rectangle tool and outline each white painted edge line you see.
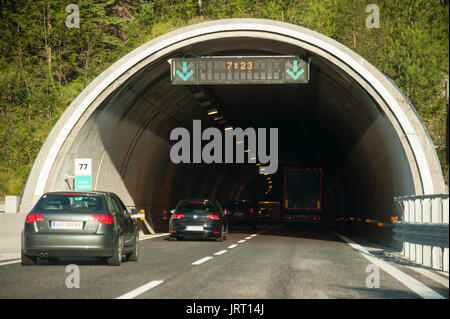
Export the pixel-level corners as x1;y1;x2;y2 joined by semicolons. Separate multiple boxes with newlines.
192;256;213;265
245;236;253;240
139;233;169;241
406;266;449;289
251;234;258;237
335;232;445;299
237;240;246;244
0;260;21;267
227;244;238;249
214;250;228;256
116;280;164;299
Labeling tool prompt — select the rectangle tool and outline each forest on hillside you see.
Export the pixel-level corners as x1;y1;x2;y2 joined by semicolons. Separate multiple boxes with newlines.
0;0;448;197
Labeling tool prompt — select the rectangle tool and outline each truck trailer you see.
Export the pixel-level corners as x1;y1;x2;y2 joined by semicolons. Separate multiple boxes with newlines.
282;167;323;226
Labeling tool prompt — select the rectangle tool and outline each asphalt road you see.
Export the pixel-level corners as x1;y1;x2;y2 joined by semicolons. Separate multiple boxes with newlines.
0;224;448;300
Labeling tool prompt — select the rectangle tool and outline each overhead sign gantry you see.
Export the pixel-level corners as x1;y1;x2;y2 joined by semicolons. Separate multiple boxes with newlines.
168;55;310;85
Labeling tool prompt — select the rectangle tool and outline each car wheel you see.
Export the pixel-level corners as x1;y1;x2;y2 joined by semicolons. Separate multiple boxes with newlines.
21;251;37;266
168;235;177;241
126;233;139;262
216;227;224;242
107;235;122;266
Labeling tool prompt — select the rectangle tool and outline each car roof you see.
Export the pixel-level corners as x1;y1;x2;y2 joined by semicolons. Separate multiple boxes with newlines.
43;190;114;196
179;199;216;202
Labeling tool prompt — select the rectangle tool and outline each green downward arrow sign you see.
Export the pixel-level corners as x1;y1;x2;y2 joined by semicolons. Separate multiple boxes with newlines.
176;61;194;81
286;60;304;80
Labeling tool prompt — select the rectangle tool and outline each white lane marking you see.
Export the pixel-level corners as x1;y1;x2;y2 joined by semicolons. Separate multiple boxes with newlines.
245;236;253;240
237;240;246;244
0;260;21;267
116;280;164;299
406;266;449;288
192;256;213;265
214;250;228;256
139;233;169;241
251;234;258;237
335;232;445;299
228;244;238;249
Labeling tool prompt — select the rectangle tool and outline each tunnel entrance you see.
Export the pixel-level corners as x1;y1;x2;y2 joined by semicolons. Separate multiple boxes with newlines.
20;19;445;246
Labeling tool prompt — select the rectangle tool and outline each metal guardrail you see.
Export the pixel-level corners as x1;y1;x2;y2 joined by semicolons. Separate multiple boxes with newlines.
393;221;449;247
394;194;449;272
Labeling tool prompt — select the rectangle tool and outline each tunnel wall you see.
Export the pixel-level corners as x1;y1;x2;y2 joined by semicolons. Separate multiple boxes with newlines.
19;19;445;243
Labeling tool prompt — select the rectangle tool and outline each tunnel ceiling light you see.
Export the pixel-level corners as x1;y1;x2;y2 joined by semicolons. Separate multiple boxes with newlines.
200;101;211;107
256;163;261;166
236;140;243;144
250;156;256;160
214;116;223;121
268;181;272;183
193;91;205;99
224;125;233;131
207;108;218;115
218;119;228;125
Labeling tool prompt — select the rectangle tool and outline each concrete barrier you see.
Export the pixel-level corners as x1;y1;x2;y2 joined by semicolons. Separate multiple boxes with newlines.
5;196;20;213
0;213;26;255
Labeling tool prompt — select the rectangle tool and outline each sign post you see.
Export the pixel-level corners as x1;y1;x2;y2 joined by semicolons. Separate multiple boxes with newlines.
74;158;92;191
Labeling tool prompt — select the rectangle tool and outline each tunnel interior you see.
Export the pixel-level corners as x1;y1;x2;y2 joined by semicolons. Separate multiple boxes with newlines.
53;36;417;246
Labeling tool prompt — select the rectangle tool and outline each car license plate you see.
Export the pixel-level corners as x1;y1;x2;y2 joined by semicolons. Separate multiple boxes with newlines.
186;225;203;231
51;221;83;230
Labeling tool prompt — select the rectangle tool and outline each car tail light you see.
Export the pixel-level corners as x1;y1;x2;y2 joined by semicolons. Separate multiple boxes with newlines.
92;214;114;224
284;216;292;220
25;213;44;223
264;214;270;218
250;208;253;213
206;214;220;220
172;213;184;219
313;217;321;221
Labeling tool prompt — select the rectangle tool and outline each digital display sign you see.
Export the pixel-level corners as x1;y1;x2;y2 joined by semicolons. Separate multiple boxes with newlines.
169;56;309;85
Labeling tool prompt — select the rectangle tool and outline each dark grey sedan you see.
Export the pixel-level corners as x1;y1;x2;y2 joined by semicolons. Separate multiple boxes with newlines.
169;199;229;241
21;191;139;266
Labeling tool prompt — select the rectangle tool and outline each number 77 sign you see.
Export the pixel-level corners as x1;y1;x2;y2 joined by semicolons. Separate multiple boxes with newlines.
74;158;92;190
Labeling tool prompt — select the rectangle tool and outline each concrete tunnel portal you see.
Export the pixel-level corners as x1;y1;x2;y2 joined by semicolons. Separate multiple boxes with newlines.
20;19;445;245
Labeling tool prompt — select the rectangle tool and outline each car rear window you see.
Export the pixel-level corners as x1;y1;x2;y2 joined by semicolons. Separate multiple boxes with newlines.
177;201;218;212
36;194;105;212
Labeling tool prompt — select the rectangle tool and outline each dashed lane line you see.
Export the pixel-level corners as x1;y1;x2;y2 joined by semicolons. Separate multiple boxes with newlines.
192;256;213;265
116;280;164;299
214;250;228;256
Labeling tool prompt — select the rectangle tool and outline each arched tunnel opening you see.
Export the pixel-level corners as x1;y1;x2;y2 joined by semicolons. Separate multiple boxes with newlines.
20;20;445;248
